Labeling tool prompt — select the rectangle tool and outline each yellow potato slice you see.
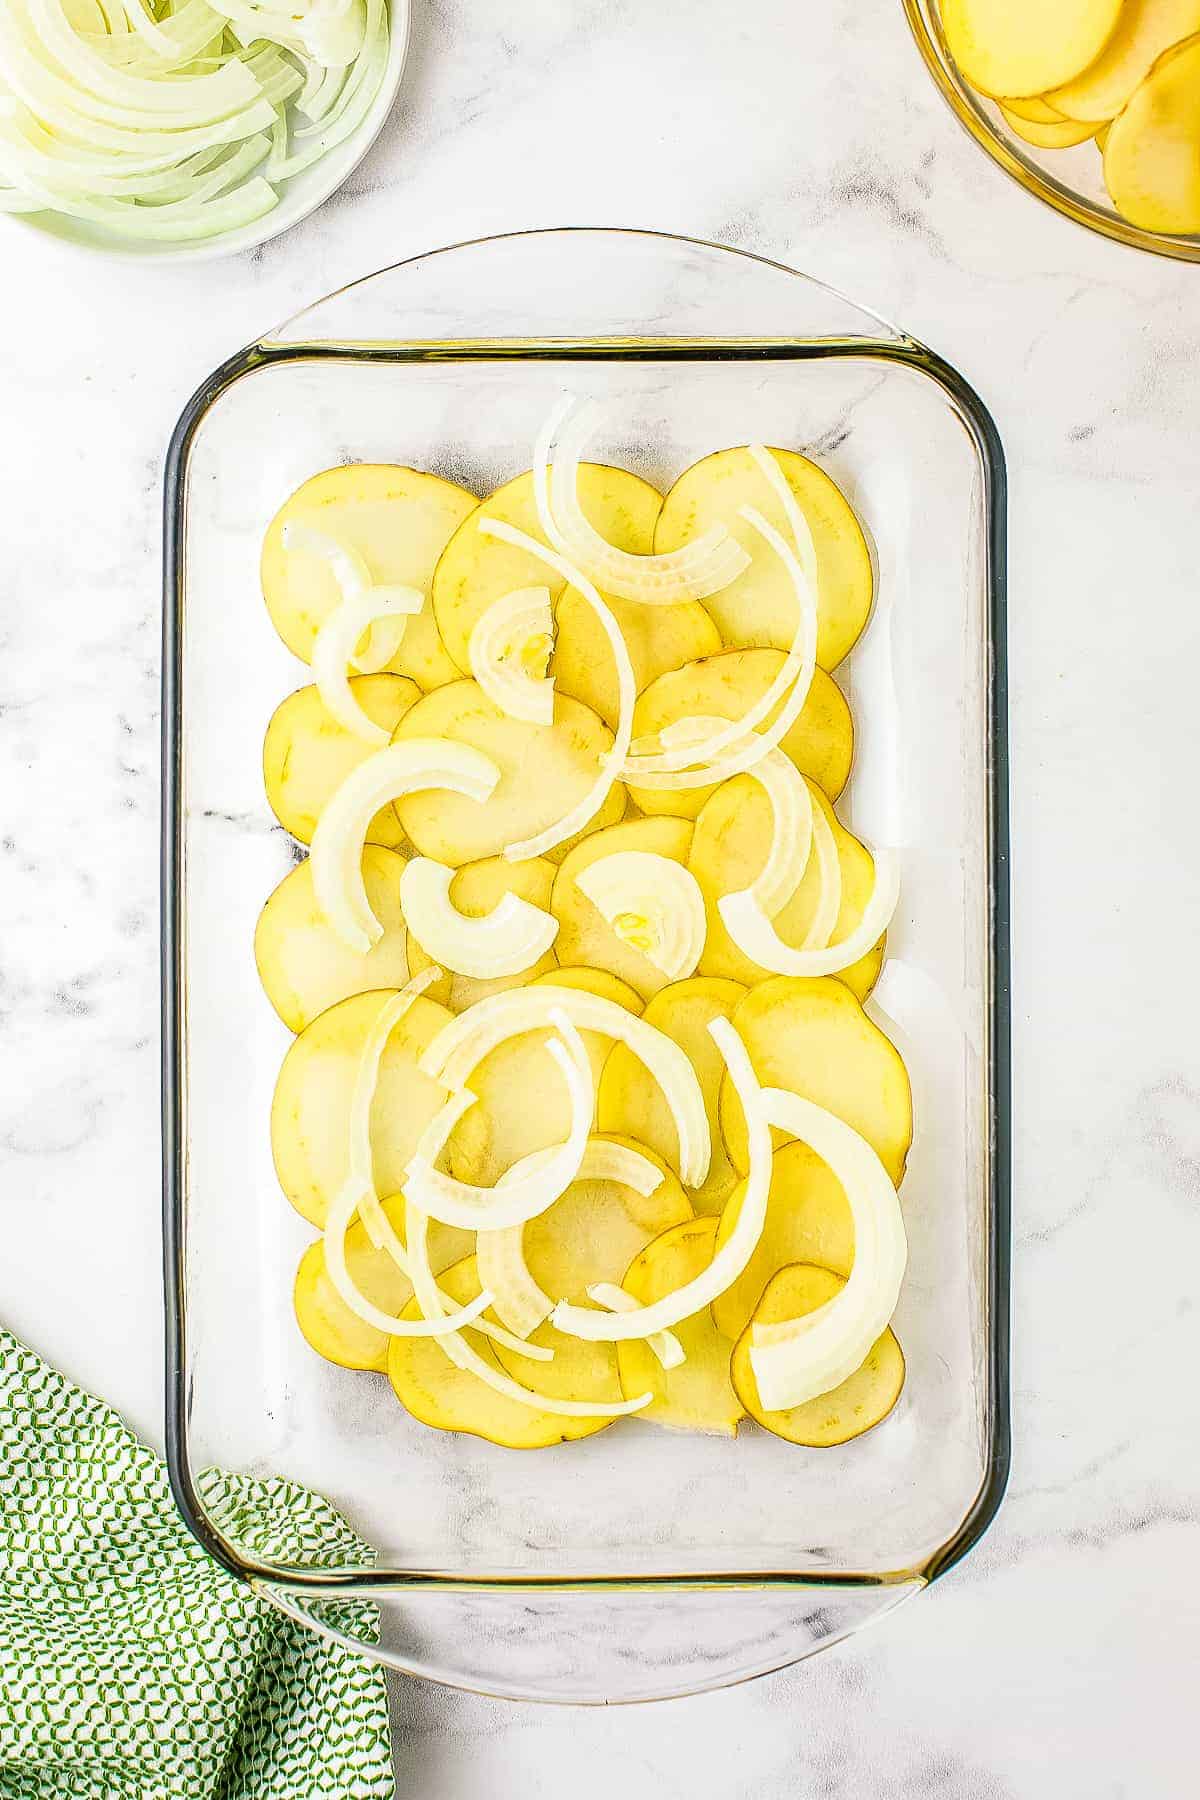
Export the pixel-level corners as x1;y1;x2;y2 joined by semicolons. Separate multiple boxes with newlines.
263;675;420;849
392;681;624;866
520;1135;693;1302
550;816;695;1002
718;976;912;1185
1103;32;1200;231
553;584;720;731
533;965;644;1011
492;1318;627;1413
255;847;409;1033
999;93;1067;122
597;976;746;1214
1049;0;1200;121
293;1196;471;1374
431;466;662;675
730;1264;905;1446
999;104;1100;146
443;968;643;1186
261;464;475;691
616;1219;745;1436
710;1143;853;1341
406;854;558;1011
688;775;885;1002
271;988;454;1227
943;0;1123;98
1095;119;1113;149
387;1256;613;1447
652;449;872;671
626;649;853;821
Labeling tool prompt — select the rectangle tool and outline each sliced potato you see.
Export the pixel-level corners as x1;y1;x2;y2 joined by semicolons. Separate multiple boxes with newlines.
616;1218;744;1435
392;681;624;866
431;465;662;675
550;816;695;1001
1103;32;1200;232
263;675;420;849
730;1264;905;1446
553;583;720;730
999;93;1067;122
492;1317;626;1413
271;988;454;1227
652;449;872;670
255;847;409;1032
943;0;1123;98
626;649;854;821
520;1135;692;1302
444;968;643;1185
999;104;1099;146
387;1256;613;1447
688;774;885;1001
596;976;746;1213
261;464;475;691
710;1143;853;1341
406;853;558;1011
1049;0;1200;121
1095;119;1112;150
534;965;644;1011
718;976;912;1185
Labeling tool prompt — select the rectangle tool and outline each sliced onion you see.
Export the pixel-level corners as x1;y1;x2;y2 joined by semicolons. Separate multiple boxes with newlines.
311;583;424;744
720;848;899;977
552;1017;771;1341
420;985;711;1190
748;1086;908;1411
575;849;706;981
281;520;417;676
743;745;815;918
404;1013;593;1231
400;856;558;979
576;1138;664;1195
406;1204;652;1419
747;441;820;590
311;739;500;953
534;396;749;604
322;1176;493;1339
477;518;634;862
468;586;556;726
588;1283;686;1370
618;505;818;788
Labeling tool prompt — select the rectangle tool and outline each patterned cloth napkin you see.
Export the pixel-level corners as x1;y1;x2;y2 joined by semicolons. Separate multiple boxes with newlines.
0;1328;394;1800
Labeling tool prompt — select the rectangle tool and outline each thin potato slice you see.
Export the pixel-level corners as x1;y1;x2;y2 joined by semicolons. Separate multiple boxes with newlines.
534;966;644;1011
492;1318;626;1412
710;1143;853;1341
255;847;409;1033
553;583;720;730
730;1264;905;1446
616;1218;744;1436
431;466;662;675
271;988;454;1227
1048;0;1200;121
652;449;872;671
943;0;1123;98
1103;33;1200;232
596;976;746;1213
520;1135;693;1303
387;1256;613;1447
626;649;853;821
999;105;1099;147
263;675;420;849
392;681;624;866
261;464;475;691
999;93;1067;122
550;816;695;1001
718;976;912;1185
406;854;558;1011
688;775;885;1001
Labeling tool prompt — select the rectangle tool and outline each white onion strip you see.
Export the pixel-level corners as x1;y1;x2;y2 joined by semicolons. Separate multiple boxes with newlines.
720;848;899;977
282;520;416;674
468;586;556;726
312;584;424;744
588;1283;686;1370
535;396;749;604
552;1017;770;1341
311;739;500;952
576;1138;664;1195
477;518;634;862
743;747;815;918
420;985;711;1190
748;1086;907;1412
322;1177;492;1339
575;849;706;981
400;857;558;979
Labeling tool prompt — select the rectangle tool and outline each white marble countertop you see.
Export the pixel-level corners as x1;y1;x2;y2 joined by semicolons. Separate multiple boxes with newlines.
2;1;1197;1792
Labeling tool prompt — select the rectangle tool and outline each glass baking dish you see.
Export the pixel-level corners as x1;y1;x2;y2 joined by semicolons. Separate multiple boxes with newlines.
161;228;1010;1703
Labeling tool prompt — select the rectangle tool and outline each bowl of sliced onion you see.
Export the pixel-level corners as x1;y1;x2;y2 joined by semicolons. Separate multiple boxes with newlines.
0;0;408;259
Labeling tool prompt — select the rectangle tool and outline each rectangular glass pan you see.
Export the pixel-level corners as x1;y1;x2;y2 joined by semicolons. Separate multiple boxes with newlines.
163;230;1009;1701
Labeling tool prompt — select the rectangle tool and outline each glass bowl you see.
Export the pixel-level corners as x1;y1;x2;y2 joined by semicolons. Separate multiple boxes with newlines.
904;0;1200;262
161;227;1011;1703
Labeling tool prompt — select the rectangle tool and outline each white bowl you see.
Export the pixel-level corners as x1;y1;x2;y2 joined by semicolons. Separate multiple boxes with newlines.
2;0;410;265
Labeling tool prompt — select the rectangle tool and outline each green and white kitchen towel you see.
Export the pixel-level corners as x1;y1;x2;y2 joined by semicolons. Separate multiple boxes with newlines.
0;1328;394;1800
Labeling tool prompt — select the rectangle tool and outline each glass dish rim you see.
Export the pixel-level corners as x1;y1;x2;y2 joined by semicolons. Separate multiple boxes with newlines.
160;225;1012;1601
903;0;1200;264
